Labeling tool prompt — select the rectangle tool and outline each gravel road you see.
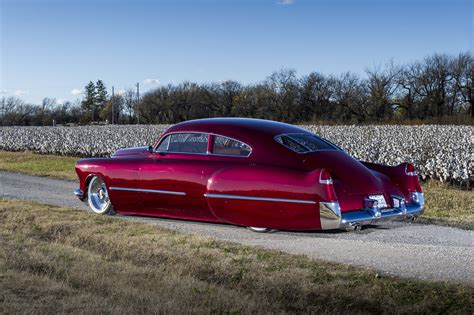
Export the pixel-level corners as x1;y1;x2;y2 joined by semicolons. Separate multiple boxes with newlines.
1;171;473;284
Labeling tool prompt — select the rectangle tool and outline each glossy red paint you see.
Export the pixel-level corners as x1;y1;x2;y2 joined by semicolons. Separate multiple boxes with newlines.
75;118;423;230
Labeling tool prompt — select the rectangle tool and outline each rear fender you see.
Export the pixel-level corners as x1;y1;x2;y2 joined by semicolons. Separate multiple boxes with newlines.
362;161;422;199
205;166;334;230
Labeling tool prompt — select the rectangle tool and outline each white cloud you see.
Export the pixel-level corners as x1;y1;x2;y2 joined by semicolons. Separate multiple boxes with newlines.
277;0;294;4
57;98;66;105
14;90;28;96
71;88;82;96
0;89;8;94
143;78;160;85
116;89;126;96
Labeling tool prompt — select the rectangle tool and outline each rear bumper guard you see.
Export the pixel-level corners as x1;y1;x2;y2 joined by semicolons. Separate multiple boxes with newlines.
320;192;425;230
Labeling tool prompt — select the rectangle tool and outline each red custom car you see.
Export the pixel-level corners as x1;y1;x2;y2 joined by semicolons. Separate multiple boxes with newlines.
74;118;424;232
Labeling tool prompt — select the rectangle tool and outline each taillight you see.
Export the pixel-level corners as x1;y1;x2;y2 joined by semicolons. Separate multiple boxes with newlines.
405;163;417;176
319;169;333;185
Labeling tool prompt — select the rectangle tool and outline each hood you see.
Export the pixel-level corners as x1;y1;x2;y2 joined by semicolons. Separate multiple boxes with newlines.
303;151;395;195
112;146;149;158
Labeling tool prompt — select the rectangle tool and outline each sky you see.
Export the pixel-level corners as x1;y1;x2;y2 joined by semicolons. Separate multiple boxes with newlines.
0;0;472;104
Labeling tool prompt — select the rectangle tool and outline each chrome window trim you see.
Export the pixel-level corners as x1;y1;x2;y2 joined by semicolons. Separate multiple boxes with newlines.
166;134;171;150
110;186;186;196
204;193;316;204
154;131;253;158
155;134;171;151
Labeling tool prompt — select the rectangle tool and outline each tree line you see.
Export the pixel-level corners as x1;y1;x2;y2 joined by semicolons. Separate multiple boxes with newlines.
1;52;472;126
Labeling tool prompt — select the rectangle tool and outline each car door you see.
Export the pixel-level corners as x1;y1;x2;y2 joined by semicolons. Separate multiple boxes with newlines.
138;132;214;219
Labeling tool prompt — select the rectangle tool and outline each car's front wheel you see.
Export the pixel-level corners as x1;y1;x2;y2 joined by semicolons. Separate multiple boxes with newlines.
87;176;112;214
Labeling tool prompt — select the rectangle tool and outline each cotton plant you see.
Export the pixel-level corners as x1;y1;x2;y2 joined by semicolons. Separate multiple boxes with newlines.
0;124;472;185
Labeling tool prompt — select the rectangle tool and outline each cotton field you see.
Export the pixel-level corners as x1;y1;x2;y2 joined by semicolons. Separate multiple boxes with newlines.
0;124;472;185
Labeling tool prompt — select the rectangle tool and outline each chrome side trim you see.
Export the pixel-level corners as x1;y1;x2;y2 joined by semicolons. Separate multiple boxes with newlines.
203;193;316;204
110;186;186;196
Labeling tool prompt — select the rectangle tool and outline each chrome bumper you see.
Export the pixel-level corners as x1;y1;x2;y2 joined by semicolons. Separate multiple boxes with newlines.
320;192;425;230
74;189;86;201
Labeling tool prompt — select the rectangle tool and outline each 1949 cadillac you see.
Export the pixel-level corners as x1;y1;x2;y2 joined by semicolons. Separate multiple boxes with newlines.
74;118;424;232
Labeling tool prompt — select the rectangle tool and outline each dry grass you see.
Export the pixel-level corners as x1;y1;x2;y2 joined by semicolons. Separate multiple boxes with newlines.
0;150;78;181
419;181;474;229
1;198;473;314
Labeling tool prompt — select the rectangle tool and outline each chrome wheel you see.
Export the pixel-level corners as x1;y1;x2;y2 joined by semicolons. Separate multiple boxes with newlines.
87;176;112;214
248;227;273;233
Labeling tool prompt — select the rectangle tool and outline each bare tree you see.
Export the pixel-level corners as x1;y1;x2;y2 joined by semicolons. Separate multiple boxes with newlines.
365;61;401;121
451;52;473;117
333;72;368;122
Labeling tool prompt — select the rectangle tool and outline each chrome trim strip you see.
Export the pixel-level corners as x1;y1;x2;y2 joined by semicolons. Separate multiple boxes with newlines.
110;186;186;196
203;193;316;204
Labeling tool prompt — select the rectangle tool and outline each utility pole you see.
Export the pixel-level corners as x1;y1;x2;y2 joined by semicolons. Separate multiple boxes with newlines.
1;96;5;126
136;82;140;124
111;86;115;124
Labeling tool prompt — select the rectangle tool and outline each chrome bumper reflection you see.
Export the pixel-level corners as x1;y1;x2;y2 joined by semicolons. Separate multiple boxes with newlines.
319;192;425;230
74;189;84;197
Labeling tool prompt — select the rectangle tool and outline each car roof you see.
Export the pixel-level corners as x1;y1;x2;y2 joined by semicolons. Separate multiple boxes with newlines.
166;118;309;142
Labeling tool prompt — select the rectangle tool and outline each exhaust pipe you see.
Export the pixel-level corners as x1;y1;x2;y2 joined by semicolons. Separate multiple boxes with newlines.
345;222;362;232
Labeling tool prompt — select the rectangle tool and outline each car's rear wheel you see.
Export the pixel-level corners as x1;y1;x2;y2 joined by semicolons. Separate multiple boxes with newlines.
87;176;112;214
248;227;273;233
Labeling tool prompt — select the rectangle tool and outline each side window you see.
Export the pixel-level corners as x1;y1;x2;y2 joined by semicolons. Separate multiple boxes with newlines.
156;135;171;151
275;135;307;153
156;133;208;153
212;136;251;157
275;134;339;153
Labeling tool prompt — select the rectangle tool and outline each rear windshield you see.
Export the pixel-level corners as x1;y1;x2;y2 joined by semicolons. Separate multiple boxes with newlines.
275;133;339;153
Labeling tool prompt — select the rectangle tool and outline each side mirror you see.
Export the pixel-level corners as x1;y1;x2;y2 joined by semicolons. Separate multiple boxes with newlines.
148;145;154;153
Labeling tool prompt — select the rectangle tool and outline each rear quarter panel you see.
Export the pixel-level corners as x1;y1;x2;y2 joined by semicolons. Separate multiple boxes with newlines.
204;165;328;230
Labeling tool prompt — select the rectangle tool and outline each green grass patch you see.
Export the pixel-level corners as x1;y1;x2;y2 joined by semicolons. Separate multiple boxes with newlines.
0;150;78;181
0;198;473;314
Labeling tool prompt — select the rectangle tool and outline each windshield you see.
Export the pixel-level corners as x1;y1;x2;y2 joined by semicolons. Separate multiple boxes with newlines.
275;133;340;153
